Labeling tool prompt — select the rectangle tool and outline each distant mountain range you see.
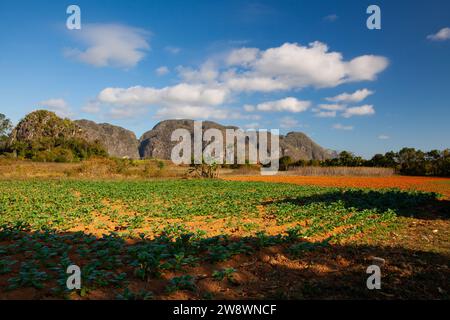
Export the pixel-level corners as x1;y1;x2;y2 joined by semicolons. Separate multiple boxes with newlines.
12;110;337;161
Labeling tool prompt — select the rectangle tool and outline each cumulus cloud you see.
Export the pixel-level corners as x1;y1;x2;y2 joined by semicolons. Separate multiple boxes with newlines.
316;104;346;111
378;134;390;140
177;61;219;83
244;97;311;113
346;55;388;81
156;66;169;76
93;83;232;120
342;104;375;118
98;83;229;107
326;89;374;103
219;42;388;91
223;73;289;92
243;104;255;112
65;23;150;68
312;103;345;117
38;99;73;118
333;123;353;130
89;41;387;120
226;48;260;66
427;27;450;41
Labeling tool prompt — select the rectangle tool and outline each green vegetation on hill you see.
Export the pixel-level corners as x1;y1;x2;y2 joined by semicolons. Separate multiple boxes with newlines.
1;110;107;162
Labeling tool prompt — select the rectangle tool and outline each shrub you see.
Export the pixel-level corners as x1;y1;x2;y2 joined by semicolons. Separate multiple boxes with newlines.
279;156;293;171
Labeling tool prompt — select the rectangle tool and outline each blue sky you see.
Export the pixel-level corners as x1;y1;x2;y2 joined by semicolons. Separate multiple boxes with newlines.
0;0;449;158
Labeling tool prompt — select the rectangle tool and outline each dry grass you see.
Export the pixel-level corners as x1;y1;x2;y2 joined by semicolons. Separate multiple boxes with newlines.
0;158;187;179
0;159;394;180
0;159;74;178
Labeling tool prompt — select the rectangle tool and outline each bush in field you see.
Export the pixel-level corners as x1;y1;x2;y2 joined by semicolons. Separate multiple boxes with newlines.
279;156;293;171
157;160;165;170
0;113;13;153
187;158;219;178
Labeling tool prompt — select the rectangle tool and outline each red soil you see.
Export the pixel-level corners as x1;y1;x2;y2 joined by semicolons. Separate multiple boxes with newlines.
223;176;450;198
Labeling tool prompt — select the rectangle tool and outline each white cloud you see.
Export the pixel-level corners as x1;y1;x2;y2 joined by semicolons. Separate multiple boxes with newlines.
326;89;374;103
333;123;353;130
312;104;345;117
245;97;311;113
223;73;289;92
98;83;229;107
378;134;390;140
243;104;255;112
427;27;450;41
346;55;388;81
221;42;388;91
93;82;307;121
38;99;73;118
156;66;169;76
176;42;388;93
226;48;260;66
65;23;150;68
251;42;348;88
316;103;346;111
94;83;232;120
89;41;388;120
315;110;337;118
177;61;219;83
342;104;375;118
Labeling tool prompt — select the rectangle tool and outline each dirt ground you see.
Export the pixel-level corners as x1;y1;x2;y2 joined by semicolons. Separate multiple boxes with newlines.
1;173;449;300
223;175;450;199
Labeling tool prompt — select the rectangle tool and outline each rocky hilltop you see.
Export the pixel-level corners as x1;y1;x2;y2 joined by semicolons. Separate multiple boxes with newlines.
139;119;334;161
9;110;83;143
280;132;333;161
9;111;335;162
75;120;140;159
7;110;107;161
139;120;239;160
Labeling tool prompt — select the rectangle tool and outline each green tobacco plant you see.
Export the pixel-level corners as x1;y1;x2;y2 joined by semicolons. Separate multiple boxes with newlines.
166;275;196;293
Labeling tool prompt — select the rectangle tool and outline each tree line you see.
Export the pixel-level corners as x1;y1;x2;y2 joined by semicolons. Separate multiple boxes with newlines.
279;148;450;177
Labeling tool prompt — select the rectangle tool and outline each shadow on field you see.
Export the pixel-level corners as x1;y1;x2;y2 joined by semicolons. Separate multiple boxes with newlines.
243;243;450;300
268;189;450;220
0;226;449;300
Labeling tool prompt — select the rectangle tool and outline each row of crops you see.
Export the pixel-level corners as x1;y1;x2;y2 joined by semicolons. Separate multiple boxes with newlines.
0;179;438;298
